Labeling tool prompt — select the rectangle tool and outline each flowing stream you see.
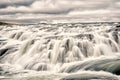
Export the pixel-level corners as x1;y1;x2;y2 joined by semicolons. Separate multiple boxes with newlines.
0;22;120;80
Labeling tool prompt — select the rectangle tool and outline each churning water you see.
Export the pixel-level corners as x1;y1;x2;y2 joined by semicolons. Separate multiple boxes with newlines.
0;22;120;80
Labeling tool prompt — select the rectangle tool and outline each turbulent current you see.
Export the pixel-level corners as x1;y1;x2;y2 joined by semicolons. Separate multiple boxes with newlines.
0;22;120;80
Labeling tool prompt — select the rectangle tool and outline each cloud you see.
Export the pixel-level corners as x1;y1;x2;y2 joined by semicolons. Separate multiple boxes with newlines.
0;0;34;9
0;0;120;23
0;0;81;15
0;0;112;15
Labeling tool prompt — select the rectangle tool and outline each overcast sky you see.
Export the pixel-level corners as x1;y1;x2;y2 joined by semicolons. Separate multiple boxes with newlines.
0;0;120;23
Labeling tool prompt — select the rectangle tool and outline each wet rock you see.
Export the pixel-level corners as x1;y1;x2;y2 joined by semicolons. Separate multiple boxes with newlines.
112;31;119;43
0;47;18;60
116;25;120;28
75;34;94;41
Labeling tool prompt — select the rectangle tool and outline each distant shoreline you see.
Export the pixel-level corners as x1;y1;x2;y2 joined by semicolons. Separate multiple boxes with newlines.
0;22;14;25
0;21;119;26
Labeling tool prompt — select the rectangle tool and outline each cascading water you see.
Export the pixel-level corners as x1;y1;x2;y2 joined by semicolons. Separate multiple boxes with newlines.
0;23;120;80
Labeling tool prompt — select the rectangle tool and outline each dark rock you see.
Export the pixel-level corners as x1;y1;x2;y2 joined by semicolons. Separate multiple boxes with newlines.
112;31;119;43
116;25;120;28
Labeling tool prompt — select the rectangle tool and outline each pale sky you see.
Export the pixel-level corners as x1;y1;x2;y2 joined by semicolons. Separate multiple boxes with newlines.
0;0;120;23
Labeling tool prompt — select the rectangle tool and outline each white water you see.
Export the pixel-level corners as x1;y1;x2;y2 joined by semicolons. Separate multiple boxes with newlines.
0;23;120;80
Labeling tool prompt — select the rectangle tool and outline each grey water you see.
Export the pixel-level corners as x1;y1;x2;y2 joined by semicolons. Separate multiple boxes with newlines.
0;22;120;80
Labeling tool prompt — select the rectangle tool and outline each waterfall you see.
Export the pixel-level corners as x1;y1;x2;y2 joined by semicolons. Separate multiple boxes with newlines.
0;23;120;80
